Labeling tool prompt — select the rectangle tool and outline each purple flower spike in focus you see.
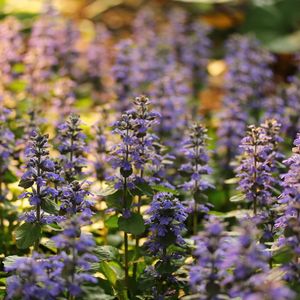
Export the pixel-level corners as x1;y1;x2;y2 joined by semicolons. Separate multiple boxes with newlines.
236;124;276;215
108;110;137;194
142;192;188;299
130;95;159;176
180;122;214;233
18;130;62;225
108;95;159;210
57;114;87;183
60;180;93;217
93;122;109;182
145;192;188;258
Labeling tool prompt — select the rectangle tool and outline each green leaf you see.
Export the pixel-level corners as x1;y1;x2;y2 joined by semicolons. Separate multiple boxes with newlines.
15;222;42;249
229;194;245;202
3;255;22;269
152;185;179;195
100;261;124;286
132;182;153;196
266;31;300;53
106;190;123;210
40;239;57;252
41;198;59;214
118;213;145;235
8;79;26;92
272;247;293;264
2;169;18;184
95;245;120;262
209;209;251;219
18;178;34;189
98;184;117;197
82;286;115;300
105;215;119;229
106;190;133;210
224;177;239;185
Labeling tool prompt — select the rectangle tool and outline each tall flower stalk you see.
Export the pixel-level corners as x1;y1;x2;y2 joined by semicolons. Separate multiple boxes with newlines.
235;124;275;215
180;122;213;234
190;216;227;299
51;215;98;299
276;134;300;286
108;110;136;289
130;96;159;278
222;219;293;299
57;114;87;183
18;130;62;250
144;192;188;298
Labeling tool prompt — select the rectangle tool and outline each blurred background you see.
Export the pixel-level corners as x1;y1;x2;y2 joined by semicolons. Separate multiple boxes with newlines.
2;0;300;54
2;0;300;113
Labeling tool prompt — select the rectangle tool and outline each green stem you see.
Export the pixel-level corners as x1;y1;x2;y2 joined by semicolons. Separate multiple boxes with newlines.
34;155;42;252
132;169;144;280
122;176;129;291
193;201;198;235
0;180;5;255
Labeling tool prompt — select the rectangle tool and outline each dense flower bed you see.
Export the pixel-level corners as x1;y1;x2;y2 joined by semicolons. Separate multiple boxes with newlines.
0;2;299;300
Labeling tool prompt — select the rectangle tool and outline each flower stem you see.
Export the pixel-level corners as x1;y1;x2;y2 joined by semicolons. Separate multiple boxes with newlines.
122;176;129;291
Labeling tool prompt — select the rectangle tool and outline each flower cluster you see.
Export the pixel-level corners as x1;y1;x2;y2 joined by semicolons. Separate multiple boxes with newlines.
142;192;188;299
87;24;112;95
222;220;294;299
218;35;274;166
224;34;274;112
60;181;93;217
180;122;213;196
57;114;87;182
5;253;60;300
0;17;23;87
93;122;109;182
56;19;80;77
190;216;226;299
183;20;211;85
284;76;300;139
145;192;188;257
217;100;247;168
108;96;159;192
276;134;300;283
23;3;60;99
129;96;159;174
236;123;278;215
150;67;191;149
19;131;62;224
112;39;141;110
52;78;76;122
222;220;269;297
51;215;98;297
5;215;98;299
0;101;14;179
